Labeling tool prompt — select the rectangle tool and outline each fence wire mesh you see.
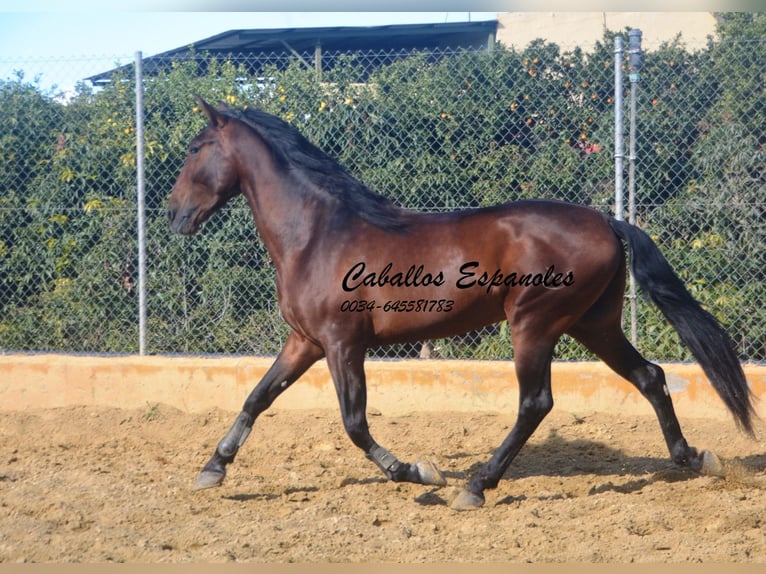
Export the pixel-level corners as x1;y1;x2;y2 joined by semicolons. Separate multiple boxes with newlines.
1;23;764;361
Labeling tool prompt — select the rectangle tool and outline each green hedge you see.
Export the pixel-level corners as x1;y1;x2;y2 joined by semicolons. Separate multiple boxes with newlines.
1;14;764;359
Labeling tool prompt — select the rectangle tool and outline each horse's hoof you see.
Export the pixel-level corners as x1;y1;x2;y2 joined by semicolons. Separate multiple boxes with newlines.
699;450;724;477
193;469;225;490
416;461;447;487
449;488;485;511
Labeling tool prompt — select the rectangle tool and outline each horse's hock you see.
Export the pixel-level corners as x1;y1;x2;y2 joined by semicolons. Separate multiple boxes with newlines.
2;354;764;422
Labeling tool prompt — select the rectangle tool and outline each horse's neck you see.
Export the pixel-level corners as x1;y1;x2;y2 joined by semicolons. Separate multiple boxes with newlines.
235;126;347;269
239;164;338;267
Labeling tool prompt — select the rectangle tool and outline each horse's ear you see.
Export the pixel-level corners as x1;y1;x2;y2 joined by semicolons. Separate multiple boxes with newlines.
195;95;227;129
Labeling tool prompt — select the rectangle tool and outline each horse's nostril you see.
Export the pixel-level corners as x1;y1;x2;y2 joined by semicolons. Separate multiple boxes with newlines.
167;208;175;222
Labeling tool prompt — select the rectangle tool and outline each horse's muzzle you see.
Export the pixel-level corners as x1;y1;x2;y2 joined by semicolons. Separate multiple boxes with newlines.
167;205;197;235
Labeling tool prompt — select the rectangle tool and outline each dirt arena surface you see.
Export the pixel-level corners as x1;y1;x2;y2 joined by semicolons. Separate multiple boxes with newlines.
1;403;764;563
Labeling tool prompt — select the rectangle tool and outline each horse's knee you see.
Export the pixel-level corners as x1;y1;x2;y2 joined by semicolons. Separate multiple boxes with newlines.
519;390;553;423
538;391;554;414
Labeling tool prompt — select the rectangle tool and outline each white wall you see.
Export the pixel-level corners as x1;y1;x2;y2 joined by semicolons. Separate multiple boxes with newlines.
496;12;718;52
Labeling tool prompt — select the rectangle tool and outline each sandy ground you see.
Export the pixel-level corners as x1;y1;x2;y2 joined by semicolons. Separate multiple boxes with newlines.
1;403;765;563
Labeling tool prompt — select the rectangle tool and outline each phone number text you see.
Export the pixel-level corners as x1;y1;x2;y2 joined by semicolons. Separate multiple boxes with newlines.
339;299;455;313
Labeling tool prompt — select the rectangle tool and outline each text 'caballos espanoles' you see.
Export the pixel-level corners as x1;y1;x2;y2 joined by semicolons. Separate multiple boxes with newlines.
341;261;574;294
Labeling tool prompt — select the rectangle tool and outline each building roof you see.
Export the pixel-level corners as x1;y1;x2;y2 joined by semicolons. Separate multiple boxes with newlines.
87;20;498;86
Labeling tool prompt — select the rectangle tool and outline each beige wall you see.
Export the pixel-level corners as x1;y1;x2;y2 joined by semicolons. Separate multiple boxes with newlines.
496;12;718;52
2;354;764;423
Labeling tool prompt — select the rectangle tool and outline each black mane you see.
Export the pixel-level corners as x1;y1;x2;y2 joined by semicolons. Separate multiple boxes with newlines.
223;106;408;233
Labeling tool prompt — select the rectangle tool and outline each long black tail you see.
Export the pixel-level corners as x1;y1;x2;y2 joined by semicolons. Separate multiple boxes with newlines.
609;218;757;436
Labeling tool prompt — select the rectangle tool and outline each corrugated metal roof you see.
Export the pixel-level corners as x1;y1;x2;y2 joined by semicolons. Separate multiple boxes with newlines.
183;21;498;52
86;20;497;85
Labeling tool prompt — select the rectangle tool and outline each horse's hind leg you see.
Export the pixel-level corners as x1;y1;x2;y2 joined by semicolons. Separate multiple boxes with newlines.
194;331;324;490
567;317;724;477
324;343;447;487
451;335;557;510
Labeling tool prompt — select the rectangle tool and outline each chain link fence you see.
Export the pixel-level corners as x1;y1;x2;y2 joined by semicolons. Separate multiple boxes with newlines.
1;19;764;361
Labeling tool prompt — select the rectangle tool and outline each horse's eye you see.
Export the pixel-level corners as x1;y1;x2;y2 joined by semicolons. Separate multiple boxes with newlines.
189;146;200;155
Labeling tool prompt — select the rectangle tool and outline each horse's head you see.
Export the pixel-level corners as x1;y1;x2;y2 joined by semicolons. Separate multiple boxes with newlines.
167;97;241;235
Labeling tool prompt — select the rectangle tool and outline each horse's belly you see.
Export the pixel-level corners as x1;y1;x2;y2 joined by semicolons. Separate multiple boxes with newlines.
369;292;507;344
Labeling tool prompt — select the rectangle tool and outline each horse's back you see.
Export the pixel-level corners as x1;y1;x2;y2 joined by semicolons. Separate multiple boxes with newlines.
404;199;619;261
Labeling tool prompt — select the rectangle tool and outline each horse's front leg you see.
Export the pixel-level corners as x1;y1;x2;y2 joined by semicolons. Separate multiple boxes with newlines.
194;331;324;490
325;344;447;487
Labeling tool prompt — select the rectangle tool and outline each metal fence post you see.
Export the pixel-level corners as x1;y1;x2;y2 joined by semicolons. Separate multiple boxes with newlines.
627;29;643;346
315;41;322;82
613;35;625;221
135;51;147;355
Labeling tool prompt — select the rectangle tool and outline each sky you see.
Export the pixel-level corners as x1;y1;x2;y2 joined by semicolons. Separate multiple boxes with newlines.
0;10;498;93
0;11;500;58
1;1;759;93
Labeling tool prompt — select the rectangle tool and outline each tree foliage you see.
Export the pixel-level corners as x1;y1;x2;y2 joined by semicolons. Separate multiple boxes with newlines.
1;17;764;360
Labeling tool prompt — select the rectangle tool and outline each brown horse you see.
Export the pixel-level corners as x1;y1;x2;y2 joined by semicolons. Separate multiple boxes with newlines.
167;97;756;510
